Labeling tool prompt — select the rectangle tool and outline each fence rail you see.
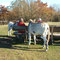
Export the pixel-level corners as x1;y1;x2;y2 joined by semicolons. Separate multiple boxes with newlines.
50;25;60;32
0;21;8;25
50;25;60;44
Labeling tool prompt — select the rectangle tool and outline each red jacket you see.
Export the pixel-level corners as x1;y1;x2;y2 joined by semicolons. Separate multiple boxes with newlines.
17;22;25;33
37;20;43;23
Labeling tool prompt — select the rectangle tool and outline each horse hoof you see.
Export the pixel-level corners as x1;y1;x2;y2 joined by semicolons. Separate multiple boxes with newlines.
46;49;48;51
43;47;45;49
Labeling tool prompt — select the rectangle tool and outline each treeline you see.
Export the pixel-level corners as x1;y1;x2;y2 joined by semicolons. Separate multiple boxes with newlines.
10;0;60;22
0;0;60;23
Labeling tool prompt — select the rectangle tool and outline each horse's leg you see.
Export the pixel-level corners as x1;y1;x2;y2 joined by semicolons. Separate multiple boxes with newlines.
43;40;45;48
8;26;10;36
45;28;50;51
47;29;50;44
43;36;46;48
43;36;48;51
41;35;45;48
46;31;50;51
10;29;12;35
28;33;31;45
8;26;11;36
45;36;48;51
8;30;10;36
34;35;36;45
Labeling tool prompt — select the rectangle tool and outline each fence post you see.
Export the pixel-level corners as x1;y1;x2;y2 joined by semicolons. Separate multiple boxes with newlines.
51;26;54;44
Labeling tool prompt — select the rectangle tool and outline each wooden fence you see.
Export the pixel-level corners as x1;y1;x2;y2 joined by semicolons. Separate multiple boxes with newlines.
50;25;60;44
0;21;8;25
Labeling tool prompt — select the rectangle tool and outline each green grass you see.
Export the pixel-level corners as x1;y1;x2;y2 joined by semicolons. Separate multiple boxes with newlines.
0;25;8;35
0;45;60;60
0;24;60;60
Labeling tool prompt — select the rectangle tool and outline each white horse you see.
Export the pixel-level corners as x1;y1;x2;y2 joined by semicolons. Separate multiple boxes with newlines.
28;22;50;51
8;21;19;36
8;22;14;36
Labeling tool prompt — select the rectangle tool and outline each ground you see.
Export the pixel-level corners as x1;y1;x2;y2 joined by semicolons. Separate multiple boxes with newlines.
0;23;60;60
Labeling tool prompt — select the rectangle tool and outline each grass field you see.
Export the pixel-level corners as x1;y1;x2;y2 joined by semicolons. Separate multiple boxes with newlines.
0;23;60;60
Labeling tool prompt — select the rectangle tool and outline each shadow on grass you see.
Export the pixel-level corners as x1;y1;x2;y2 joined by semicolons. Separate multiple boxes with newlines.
0;37;12;48
9;45;46;52
0;35;26;48
0;34;46;52
0;35;60;52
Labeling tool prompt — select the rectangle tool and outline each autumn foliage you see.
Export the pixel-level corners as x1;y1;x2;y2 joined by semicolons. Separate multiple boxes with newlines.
11;0;57;22
0;0;60;23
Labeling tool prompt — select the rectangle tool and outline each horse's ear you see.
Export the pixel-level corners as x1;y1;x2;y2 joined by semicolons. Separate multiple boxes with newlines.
34;19;36;22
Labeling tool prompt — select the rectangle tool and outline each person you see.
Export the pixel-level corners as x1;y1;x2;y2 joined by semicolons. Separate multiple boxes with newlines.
37;18;43;23
15;18;27;43
29;19;35;23
17;18;26;33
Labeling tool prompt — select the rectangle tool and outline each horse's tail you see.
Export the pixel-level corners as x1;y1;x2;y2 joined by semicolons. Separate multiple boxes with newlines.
47;26;50;43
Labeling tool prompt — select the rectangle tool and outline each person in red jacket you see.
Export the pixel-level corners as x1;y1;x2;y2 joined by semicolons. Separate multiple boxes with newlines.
37;18;43;23
17;18;26;33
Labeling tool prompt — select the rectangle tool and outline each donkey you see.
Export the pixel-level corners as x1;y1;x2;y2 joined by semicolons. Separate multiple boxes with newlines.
28;22;50;51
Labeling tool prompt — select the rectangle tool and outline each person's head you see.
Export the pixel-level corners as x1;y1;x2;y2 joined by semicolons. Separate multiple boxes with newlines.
38;18;42;21
19;18;24;22
37;18;42;22
21;18;24;22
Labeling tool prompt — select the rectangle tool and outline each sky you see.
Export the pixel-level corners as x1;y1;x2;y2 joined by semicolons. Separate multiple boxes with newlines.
0;0;60;9
42;0;60;9
0;0;13;7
